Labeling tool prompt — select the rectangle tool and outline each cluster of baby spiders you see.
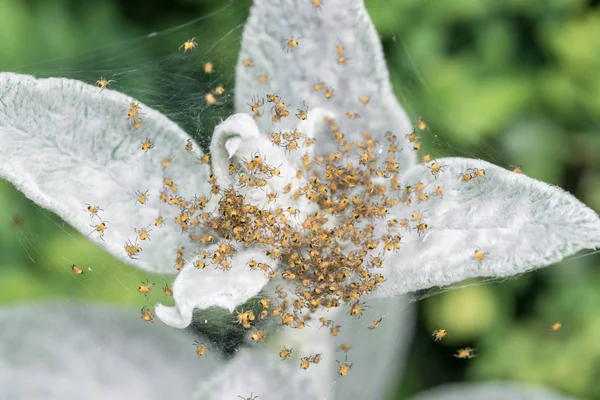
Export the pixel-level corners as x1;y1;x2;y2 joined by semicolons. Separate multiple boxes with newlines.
134;99;470;373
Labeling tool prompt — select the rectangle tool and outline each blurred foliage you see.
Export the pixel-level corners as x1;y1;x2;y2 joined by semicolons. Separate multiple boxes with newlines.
1;0;600;398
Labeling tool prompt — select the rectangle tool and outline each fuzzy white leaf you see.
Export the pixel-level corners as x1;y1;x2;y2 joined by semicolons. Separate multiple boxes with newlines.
209;113;316;227
375;158;600;296
155;247;271;329
0;301;221;400
0;73;211;274
334;297;414;400
409;382;577;400
210;113;295;194
236;0;415;171
194;318;334;400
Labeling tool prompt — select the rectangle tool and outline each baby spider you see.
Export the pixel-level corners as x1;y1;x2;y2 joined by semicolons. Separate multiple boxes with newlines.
330;325;341;336
163;283;173;297
95;77;115;91
324;87;334;100
339;343;351;352
131;119;142;129
300;356;311;370
468;167;486;179
84;204;103;218
368;317;383;330
140;138;154;153
214;86;225;96
454;347;476;359
185;139;194;152
133;225;152;241
474;249;486;262
428;161;446;178
415;222;428;236
346;111;359;119
250;329;265;343
336;356;353;377
257;73;268;84
179;37;197;52
458;171;473;183
193;341;210;357
200;153;211;164
138;279;154;298
247;96;264;114
296;103;308;120
136;190;149;205
279;346;293;360
71;264;84;275
242;58;254;68
511;165;523;174
318;317;332;328
432;329;447;341
285;37;299;51
348;301;368;318
89;221;108;240
205;93;216;105
416;117;428;130
203;62;214;74
405;131;420;143
238;394;258;400
124;239;141;259
550;321;562;332
140;307;154;323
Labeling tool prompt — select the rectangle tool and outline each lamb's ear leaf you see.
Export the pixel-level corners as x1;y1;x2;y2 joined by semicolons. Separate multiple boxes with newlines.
156;247;270;329
236;0;416;173
210;112;295;193
0;301;222;399
194;318;334;400
0;73;212;274
334;297;415;400
375;158;600;297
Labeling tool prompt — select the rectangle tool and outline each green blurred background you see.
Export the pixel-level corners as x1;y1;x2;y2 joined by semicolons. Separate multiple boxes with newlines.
1;0;599;398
